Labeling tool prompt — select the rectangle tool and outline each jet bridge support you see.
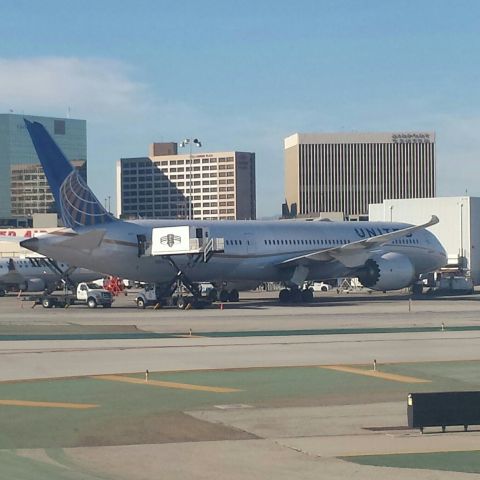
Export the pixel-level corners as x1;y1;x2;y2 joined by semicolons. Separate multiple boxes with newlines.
136;226;225;309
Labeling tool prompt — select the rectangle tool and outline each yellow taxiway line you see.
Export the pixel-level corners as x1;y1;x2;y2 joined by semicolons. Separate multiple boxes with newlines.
92;374;241;393
322;365;431;383
0;400;98;409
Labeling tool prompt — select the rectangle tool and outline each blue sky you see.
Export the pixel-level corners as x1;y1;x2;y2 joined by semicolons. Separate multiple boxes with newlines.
1;0;480;216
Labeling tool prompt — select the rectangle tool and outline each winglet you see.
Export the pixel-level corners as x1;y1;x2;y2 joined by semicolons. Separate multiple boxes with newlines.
24;119;116;230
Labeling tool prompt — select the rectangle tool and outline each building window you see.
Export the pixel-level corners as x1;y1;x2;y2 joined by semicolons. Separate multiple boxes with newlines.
54;120;66;135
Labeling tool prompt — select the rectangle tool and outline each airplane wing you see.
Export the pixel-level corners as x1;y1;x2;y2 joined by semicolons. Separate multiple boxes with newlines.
0;271;25;285
279;216;439;269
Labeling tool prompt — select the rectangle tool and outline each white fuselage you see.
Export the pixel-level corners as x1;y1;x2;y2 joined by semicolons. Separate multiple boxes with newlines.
24;219;447;286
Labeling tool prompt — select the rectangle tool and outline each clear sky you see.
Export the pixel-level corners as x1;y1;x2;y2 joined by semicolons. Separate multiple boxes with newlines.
1;0;479;217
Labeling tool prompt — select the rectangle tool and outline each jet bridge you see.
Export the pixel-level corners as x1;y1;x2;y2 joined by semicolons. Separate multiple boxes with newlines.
138;226;224;263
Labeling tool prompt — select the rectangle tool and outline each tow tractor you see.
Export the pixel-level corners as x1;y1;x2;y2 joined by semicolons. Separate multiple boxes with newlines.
30;282;114;308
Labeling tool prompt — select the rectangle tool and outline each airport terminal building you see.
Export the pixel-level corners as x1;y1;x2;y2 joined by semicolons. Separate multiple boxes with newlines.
0;113;87;226
117;142;256;220
284;132;436;219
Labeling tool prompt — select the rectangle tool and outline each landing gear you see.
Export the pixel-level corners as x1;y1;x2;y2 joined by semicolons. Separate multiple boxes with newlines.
279;287;314;304
228;289;240;302
177;296;190;310
301;288;314;303
218;289;240;303
219;289;229;303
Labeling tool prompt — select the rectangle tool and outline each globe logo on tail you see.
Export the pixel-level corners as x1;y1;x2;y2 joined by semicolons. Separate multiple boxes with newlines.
59;171;115;228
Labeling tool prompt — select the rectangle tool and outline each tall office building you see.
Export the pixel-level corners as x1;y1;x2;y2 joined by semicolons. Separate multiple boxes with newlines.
0;113;87;224
117;142;256;220
284;132;435;219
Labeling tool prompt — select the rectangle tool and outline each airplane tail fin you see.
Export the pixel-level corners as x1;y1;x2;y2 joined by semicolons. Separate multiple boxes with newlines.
24;119;116;230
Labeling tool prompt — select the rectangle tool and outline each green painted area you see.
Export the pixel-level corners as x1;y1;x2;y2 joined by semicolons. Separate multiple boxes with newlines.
1;361;480;450
0;450;107;480
197;325;480;337
1;324;480;341
343;450;480;474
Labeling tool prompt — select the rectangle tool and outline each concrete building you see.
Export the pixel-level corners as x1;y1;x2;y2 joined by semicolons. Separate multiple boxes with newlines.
369;197;480;284
284;132;435;219
117;142;256;220
0;113;87;224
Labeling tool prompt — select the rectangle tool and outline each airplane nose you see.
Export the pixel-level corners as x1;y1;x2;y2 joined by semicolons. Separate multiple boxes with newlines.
20;237;39;252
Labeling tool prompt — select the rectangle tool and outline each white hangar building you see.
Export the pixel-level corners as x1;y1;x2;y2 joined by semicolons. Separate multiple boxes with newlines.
369;197;480;284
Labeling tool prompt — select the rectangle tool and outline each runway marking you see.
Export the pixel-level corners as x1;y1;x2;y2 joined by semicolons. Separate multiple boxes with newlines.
321;365;431;383
0;399;98;409
92;374;241;393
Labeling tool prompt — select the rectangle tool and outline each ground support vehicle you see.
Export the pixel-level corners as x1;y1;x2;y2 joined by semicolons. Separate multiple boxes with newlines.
27;282;114;308
135;282;211;310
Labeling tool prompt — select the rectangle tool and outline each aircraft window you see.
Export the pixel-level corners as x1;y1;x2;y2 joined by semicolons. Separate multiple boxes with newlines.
264;240;267;245
239;240;242;245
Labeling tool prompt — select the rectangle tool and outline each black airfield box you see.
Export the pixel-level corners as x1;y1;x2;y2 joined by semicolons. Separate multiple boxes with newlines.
408;392;480;433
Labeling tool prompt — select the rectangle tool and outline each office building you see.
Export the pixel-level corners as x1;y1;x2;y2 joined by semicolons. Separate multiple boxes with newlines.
284;132;435;219
0;113;87;222
117;143;256;220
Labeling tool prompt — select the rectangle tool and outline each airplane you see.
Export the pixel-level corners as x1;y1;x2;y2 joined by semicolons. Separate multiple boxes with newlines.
20;119;447;306
0;255;101;297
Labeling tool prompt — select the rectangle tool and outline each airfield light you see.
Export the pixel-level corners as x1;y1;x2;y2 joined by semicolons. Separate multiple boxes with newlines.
180;137;202;220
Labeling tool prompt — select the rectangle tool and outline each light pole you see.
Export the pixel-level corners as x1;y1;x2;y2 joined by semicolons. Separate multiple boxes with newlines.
389;205;394;222
179;138;202;220
459;201;464;268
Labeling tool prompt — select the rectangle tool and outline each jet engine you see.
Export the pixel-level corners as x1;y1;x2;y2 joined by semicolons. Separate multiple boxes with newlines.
357;252;416;291
20;278;47;292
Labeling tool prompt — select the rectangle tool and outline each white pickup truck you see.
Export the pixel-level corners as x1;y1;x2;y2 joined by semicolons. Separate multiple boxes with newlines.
39;282;114;308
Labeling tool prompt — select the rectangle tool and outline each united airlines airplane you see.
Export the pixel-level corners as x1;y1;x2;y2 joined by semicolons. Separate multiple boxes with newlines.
20;120;447;305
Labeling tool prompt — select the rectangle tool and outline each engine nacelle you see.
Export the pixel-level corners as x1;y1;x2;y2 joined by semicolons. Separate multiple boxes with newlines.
20;278;47;292
358;252;415;291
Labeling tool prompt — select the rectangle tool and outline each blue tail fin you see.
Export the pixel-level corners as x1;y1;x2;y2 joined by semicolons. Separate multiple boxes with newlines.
24;119;116;229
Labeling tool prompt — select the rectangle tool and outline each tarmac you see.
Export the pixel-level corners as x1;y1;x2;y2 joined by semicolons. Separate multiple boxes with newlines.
1;289;480;479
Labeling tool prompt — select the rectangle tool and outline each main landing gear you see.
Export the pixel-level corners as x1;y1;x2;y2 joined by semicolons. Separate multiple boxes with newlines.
278;287;314;304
